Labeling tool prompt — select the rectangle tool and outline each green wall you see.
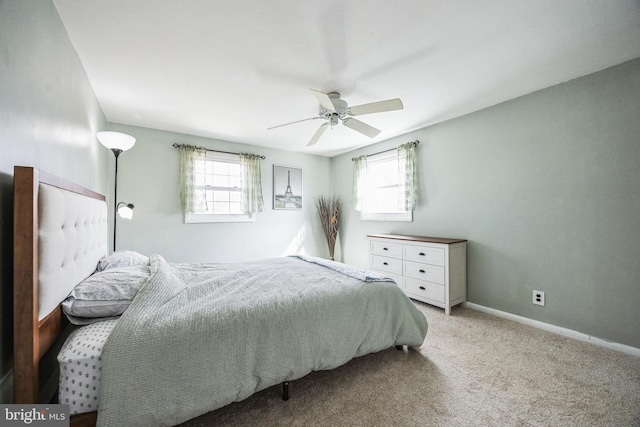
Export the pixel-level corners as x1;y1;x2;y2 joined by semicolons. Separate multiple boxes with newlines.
331;58;640;349
0;0;109;401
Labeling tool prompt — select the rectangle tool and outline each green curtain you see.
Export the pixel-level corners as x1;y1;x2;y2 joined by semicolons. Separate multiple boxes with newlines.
240;153;264;214
397;142;418;211
352;155;368;211
178;144;208;213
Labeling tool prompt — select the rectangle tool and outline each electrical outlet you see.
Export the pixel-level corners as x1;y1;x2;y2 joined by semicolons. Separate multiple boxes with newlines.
533;290;545;306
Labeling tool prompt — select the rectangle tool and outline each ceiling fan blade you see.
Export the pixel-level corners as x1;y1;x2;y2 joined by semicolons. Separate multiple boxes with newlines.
342;118;381;138
268;116;322;130
307;122;329;146
348;98;403;116
310;89;336;111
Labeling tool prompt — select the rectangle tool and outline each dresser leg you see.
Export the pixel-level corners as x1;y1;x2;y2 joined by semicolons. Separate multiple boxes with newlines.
282;381;289;401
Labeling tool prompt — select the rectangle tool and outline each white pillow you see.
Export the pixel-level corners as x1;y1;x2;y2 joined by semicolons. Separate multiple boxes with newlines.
62;264;150;324
96;250;149;272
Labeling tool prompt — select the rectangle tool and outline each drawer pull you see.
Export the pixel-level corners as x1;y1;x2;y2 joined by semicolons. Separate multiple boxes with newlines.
383;262;388;265
419;286;426;290
383;247;388;251
419;252;426;256
419;269;426;273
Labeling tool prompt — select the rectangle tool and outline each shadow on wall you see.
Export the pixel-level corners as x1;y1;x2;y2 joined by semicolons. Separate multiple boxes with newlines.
0;172;14;384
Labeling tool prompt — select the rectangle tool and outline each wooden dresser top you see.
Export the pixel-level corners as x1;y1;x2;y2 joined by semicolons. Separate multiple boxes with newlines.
367;234;467;245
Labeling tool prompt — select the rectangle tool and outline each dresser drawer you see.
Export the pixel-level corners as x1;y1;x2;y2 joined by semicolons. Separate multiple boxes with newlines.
370;240;403;259
405;277;445;303
404;245;445;266
403;260;445;284
371;255;403;275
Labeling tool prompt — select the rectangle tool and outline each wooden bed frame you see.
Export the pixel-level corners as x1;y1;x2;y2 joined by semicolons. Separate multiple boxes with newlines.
13;166;103;427
12;166;297;427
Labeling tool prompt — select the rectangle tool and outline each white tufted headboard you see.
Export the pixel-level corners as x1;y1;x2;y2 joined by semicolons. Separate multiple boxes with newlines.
13;166;107;404
38;183;107;320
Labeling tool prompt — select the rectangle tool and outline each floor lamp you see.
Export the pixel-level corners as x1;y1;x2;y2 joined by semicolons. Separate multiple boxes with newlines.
97;131;136;252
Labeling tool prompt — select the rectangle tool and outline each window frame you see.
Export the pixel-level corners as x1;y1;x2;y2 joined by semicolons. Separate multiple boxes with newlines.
184;151;255;223
360;150;412;222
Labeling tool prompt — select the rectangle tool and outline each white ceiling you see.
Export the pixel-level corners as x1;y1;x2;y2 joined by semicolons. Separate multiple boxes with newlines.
54;0;640;157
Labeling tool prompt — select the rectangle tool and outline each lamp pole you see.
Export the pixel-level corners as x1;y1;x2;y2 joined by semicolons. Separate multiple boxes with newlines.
111;148;123;252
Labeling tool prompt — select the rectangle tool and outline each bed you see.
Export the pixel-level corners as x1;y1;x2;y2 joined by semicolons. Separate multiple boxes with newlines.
13;166;428;427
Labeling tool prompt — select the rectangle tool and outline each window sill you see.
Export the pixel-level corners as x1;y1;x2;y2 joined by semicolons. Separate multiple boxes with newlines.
360;211;412;222
184;212;255;223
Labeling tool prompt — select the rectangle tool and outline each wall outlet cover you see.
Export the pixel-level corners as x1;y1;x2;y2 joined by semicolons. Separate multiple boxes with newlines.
533;290;545;306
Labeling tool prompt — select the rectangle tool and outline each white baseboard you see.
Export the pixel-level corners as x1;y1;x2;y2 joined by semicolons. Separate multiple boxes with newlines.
465;302;640;357
0;369;12;403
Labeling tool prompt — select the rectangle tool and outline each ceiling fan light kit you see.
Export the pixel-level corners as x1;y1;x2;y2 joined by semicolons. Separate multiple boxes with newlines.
268;89;404;146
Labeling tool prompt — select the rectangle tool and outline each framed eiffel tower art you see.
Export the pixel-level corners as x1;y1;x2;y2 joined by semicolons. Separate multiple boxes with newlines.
273;165;303;210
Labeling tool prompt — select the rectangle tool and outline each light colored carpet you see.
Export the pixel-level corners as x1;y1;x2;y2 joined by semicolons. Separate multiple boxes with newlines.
179;302;640;427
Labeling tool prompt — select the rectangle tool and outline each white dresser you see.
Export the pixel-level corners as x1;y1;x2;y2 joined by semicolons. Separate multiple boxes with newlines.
368;234;467;315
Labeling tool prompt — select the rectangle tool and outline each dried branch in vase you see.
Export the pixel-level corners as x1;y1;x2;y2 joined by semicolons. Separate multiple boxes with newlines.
315;195;342;261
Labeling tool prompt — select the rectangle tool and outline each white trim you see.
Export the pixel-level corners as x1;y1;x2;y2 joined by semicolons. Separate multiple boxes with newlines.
0;368;12;403
184;212;255;223
360;210;412;222
465;302;640;357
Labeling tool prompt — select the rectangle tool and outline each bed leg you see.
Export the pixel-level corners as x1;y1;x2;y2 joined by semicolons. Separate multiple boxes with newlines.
395;345;404;350
282;381;289;401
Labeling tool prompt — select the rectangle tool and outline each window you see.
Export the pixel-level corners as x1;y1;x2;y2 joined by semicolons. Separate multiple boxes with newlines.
185;151;255;223
359;151;412;222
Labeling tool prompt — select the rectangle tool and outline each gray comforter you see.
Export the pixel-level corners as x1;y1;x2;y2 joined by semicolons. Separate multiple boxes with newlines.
97;255;428;427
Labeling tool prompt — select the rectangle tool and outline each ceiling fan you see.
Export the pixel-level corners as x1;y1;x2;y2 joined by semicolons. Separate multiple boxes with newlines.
268;89;404;146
